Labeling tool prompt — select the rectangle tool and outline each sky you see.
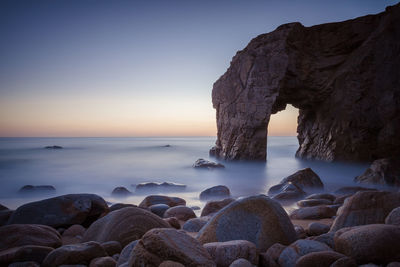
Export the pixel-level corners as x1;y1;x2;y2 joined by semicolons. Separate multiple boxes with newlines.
0;0;398;137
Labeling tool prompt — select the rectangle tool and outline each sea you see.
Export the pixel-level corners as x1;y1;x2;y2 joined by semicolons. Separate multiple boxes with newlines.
0;137;371;211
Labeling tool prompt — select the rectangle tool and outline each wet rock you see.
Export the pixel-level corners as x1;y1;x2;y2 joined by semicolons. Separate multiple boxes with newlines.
295;251;346;267
42;241;107;267
307;232;335;249
159;260;185;267
7;194;109;228
18;185;56;194
334;186;376;195
385;207;400;226
0;210;13;226
355;158;400;186
330;256;358;267
183;217;210;232
190;206;200;210
307;222;330;236
229;258;254;267
260;243;286;267
83;207;169;247
333;194;353;205
290;205;336;220
163;205;196;221
270;168;324;193
101;241;121;256
9;262;40;267
149;204;170;217
135;182;186;192
109;203;136;212
63;225;86;238
193;158;225;169
334;224;400;264
197;195;297;251
111;187;132;197
294;225;306;239
164;217;181;229
0;245;54;266
201;198;235;216
44;146;63;149
204;240;258;267
129;228;215;266
305;193;336;202
89;256;116;267
138;195;186;208
278;240;332;267
297;199;332;207
272;184;306;201
330;191;400;231
210;5;400;162
200;185;230;200
0;224;61;251
116;240;138;266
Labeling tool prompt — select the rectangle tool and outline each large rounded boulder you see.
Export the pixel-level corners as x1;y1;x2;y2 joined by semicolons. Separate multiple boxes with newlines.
7;194;108;228
138;195;186;208
82;207;170;247
197;195;297;251
330;191;400;231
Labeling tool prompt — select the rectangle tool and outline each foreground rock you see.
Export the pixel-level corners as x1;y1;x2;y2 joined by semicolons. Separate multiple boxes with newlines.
330;191;400;231
355;158;400;186
297;199;332;207
7;194;108;228
135;182;186;192
129;228;215;266
210;3;400;162
193;158;225;169
197;195;297;251
201;198;235;216
386;207;400;226
89;256;116;267
83;207;169;247
18;185;56;194
307;222;330;236
183;217;210;232
204;240;258;267
200;185;231;200
290;206;336;220
1;245;54;265
334;224;400;264
295;251;346;267
163;205;196;221
149;204;170;217
0;224;61;251
116;240;138;266
138;195;186;208
42;241;107;267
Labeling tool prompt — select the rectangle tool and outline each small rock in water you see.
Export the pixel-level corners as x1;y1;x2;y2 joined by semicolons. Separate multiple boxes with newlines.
135;182;186;192
138;195;186;208
111;187;132;197
199;185;230;200
18;185;56;193
193;158;225;169
354;157;400;186
44;145;63;149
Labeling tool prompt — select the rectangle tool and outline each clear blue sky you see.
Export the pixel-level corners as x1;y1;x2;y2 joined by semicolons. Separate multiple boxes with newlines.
1;0;398;137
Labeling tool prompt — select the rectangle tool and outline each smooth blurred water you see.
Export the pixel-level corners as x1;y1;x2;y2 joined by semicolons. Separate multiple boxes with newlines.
0;137;370;209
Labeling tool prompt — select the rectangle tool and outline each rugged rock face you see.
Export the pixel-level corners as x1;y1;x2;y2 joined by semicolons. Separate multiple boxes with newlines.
210;4;400;161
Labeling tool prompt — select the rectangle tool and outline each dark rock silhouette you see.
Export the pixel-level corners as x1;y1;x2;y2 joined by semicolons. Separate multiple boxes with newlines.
210;4;400;161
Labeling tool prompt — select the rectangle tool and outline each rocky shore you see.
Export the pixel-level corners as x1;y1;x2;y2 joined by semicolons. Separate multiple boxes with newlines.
1;165;400;267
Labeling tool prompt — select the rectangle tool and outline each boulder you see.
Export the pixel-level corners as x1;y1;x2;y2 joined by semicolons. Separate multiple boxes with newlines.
330;191;400;231
149;204;170;217
138;195;186;208
307;232;335;249
101;241;121;256
183;217;210;232
111;187;132;197
295;251;346;267
330;256;358;267
164;205;196;221
229;258;254;267
18;185;56;194
135;182;186;192
83;207;170;247
193;158;224;169
0;210;13;226
9;262;40;267
271;183;306;201
44;146;62;149
109;203;136;212
0;204;8;211
278;240;332;267
386;207;400;226
63;224;86;238
197;195;297;251
116;240;138;266
164;217;181;229
290;206;336;220
204;240;258;267
159;260;185;267
355;158;400;186
306;222;330;236
129;228;215;266
89;256;116;267
199;185;230;200
270;169;324;194
7;194;109;228
297;199;332;207
0;245;54;266
294;225;306;239
305;193;336;202
42;241;107;267
0;224;61;251
260;243;286;267
334;224;400;264
201;198;235;216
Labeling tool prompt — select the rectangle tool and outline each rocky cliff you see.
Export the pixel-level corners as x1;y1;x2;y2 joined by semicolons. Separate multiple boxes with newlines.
210;4;400;161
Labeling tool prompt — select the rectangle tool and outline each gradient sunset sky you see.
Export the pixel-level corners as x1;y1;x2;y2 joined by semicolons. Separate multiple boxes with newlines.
0;0;397;137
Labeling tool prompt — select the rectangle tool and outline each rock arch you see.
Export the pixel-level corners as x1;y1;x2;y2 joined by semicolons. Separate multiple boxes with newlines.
210;4;400;161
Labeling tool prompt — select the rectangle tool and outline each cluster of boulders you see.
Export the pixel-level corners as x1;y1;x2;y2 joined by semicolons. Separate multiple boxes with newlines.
1;168;400;266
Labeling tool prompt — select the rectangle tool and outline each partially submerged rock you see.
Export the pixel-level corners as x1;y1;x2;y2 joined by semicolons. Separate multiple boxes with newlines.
111;187;132;197
44;146;63;149
149;203;170;217
355;158;400;186
199;185;231;200
135;182;186;192
197;195;297;251
193;158;225;169
138;195;186;208
163;205;196;221
7;194;108;228
18;185;56;194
